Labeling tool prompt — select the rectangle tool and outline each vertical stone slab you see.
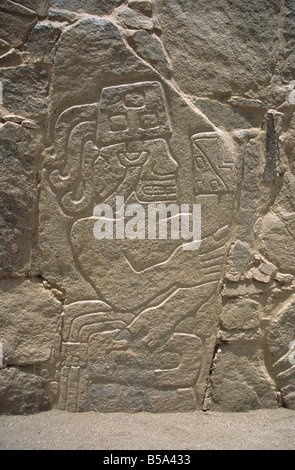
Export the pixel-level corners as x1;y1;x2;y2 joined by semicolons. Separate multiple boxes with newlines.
0;279;62;366
208;344;279;412
0;123;42;277
39;15;237;412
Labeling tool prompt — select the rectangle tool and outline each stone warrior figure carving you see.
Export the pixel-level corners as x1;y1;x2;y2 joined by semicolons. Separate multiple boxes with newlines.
45;80;236;412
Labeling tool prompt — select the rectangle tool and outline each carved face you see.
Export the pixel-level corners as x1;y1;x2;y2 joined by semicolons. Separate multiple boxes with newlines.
136;138;178;203
93;138;178;203
93;82;178;203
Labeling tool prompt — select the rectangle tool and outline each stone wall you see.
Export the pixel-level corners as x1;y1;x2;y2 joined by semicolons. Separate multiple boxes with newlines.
0;0;294;414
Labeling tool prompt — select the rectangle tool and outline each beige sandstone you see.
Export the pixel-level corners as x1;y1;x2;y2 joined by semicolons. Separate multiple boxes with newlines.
0;278;62;365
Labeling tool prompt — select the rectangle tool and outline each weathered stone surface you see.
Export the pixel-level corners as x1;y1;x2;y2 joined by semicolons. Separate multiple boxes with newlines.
128;30;172;79
0;367;51;415
221;299;259;331
194;98;263;131
266;299;295;409
222;283;265;298
209;344;279;412
118;7;154;30
275;273;294;284
259;209;295;274
90;384;144;413
0;278;62;365
0;2;48;47
128;0;153;17
0;49;22;67
47;7;78;23
0;66;48;117
16;0;47;12
219;298;260;342
49;0;125;15
228;97;264;109
26;21;61;63
236;137;262;244
283;112;295;164
259;261;276;277
1;0;295;416
90;385;196;413
263;112;278;181
0;2;38;48
0;123;42;277
283;0;295;81
225;272;242;283
157;0;281;96
39;14;236;413
233;241;253;274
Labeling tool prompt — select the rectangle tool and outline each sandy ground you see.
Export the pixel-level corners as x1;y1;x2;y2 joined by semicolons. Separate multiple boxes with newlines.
0;408;295;450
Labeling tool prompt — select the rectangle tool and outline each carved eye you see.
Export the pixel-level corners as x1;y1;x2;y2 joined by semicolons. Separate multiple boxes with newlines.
124;92;145;108
140;113;158;129
119;151;148;167
110;115;128;132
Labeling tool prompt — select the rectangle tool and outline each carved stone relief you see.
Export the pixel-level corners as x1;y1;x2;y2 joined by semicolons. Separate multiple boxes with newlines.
1;0;295;415
40;18;236;410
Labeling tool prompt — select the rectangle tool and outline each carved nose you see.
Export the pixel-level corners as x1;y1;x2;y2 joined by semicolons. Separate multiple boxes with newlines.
146;138;178;177
152;156;178;177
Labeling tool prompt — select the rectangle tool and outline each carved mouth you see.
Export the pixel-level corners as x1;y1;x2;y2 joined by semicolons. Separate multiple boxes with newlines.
138;179;177;200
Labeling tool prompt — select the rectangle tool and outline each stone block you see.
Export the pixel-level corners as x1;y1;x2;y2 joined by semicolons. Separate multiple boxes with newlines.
0;66;48;117
209;344;279;412
221;299;260;331
128;30;172;79
0;278;62;366
157;0;281;96
26;21;61;63
0;123;42;277
49;0;125;15
0;366;51;415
